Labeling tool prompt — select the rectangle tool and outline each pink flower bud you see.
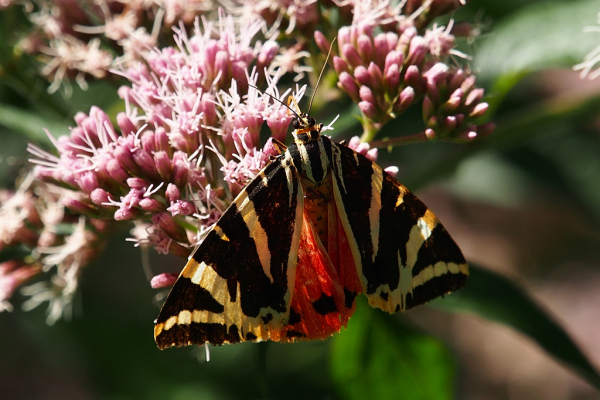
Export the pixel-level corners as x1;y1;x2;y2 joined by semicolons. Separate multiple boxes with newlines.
201;93;218;127
394;86;415;114
139;198;165;212
151;272;179;289
154;151;173;182
404;65;423;93
385;32;399;53
441;116;457;133
441;89;462;113
141;131;156;153
359;101;377;119
374;33;390;66
153;212;188;243
422;96;434;121
215;50;231;86
165;183;180;202
338;26;351;48
460;75;477;93
366;148;378;162
107;159;129;183
385;63;400;91
76;171;99;194
167;200;195;216
342;43;363;68
172;152;189;188
74;111;87;126
127;177;148;190
465;88;485;107
333;56;349;75
314;31;331;54
114;146;141;176
117;112;137;136
154;127;171;154
427;116;438;129
357;34;373;63
114;207;142;221
257;40;279;69
354;65;371;86
469;102;489;118
359;85;376;104
63;197;97;217
90;188;110;205
368;62;384;92
384;166;399;177
132;149;162;182
384;50;403;76
425;128;436;140
406;36;428;65
338;72;360;102
449;69;466;92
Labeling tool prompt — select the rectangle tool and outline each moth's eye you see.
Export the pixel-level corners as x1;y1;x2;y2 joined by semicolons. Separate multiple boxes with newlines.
308;117;316;127
293;119;301;129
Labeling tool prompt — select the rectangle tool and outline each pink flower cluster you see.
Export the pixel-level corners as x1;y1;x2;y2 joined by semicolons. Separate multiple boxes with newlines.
0;175;110;322
29;14;304;260
321;12;493;141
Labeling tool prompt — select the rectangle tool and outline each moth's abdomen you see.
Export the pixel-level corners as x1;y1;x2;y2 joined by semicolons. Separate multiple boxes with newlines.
302;173;333;246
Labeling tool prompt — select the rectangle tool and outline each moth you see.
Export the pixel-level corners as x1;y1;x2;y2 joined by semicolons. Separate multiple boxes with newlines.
154;105;468;349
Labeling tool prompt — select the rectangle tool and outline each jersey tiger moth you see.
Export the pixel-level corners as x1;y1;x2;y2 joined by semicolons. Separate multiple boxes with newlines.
153;104;468;349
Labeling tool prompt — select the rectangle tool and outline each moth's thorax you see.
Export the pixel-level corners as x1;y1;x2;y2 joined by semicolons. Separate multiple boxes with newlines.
288;129;332;185
292;113;323;146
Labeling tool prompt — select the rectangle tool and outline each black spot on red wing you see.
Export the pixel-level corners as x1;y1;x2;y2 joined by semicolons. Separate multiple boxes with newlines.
344;288;357;309
379;291;389;301
261;313;273;324
312;293;338;315
156;277;224;324
245;332;257;341
286;330;305;339
288;307;301;325
395;304;400;312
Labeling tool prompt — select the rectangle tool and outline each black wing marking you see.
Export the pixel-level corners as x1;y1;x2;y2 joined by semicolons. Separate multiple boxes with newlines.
155;158;304;348
330;141;468;313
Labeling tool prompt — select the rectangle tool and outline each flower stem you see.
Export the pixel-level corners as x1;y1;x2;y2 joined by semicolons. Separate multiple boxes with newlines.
369;131;429;148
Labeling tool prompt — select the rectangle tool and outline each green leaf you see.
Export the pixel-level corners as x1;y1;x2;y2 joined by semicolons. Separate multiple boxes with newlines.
432;264;600;389
475;0;600;82
0;245;32;264
0;104;69;145
330;298;455;400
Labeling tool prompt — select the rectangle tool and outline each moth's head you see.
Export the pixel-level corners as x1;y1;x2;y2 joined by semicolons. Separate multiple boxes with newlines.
292;113;322;144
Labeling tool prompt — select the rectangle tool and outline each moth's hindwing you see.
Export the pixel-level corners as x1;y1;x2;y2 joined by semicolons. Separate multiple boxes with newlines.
330;142;468;313
154;159;305;349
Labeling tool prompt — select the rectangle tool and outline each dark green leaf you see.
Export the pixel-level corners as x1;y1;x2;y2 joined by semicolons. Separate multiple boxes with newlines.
0;104;68;146
0;245;32;264
475;0;600;82
330;298;455;400
432;264;600;389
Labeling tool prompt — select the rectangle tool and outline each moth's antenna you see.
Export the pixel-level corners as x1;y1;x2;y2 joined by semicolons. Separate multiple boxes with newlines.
235;78;301;119
307;37;337;117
